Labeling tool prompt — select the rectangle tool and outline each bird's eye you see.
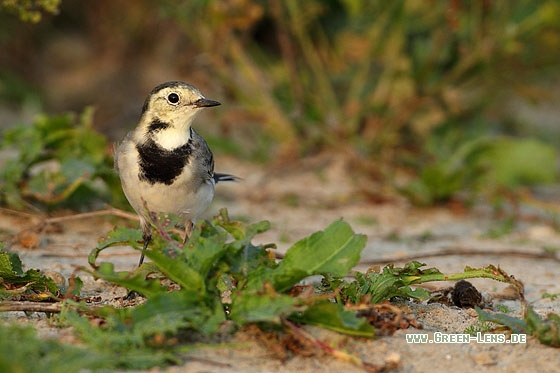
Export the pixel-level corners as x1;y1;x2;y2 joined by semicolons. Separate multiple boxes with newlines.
167;93;180;104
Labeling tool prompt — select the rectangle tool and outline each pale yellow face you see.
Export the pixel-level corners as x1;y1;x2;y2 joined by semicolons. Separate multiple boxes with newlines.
135;82;220;149
144;83;206;126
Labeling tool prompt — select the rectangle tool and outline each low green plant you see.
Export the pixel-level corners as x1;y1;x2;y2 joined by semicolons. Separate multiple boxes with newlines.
0;323;116;372
322;261;524;305
496;304;513;314
0;248;58;300
1;210;559;371
0;108;127;210
84;209;373;338
542;293;559;301
464;321;494;336
477;306;560;347
402;136;557;206
0;241;82;300
73;210;532;353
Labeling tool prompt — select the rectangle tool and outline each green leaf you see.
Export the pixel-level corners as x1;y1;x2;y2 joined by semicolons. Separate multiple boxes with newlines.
338;265;431;305
294;302;375;337
59;308;178;368
225;241;276;287
476;307;530;334
212;208;271;243
477;305;560;347
97;226;143;249
230;285;303;325
0;250;23;275
403;136;558;205
247;220;366;292
121;290;220;337
85;262;165;298
68;276;84;297
89;226;142;268
525;306;560;347
0;250;59;296
337;262;523;305
184;220;230;278
143;249;205;295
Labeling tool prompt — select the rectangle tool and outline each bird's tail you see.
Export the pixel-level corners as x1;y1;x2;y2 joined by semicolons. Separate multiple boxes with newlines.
213;173;240;183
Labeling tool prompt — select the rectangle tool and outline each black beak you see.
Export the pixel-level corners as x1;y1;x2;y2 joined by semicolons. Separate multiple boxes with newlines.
194;98;221;108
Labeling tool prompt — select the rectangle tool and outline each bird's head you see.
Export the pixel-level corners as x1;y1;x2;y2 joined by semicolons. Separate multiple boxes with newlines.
136;81;220;148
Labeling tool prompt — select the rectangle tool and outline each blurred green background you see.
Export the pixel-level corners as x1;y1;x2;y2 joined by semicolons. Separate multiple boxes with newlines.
0;0;559;210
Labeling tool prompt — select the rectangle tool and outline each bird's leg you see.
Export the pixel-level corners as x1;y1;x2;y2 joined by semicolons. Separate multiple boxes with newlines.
138;231;152;266
126;230;151;300
183;220;195;244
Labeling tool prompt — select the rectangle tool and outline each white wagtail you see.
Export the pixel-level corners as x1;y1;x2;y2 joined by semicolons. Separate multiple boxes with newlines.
115;81;237;265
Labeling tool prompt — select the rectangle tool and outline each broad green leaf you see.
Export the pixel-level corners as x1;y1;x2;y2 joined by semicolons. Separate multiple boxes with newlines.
225;241;275;286
184;220;229;277
122;290;219;337
294;302;375;337
230;286;303;325
143;249;205;294
247;220;366;292
206;210;275;284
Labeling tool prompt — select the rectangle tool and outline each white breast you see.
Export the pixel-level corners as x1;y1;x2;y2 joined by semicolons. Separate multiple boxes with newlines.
116;137;215;224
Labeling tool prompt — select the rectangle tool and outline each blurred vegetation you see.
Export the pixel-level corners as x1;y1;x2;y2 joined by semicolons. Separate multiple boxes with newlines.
161;0;560;154
401;136;557;205
0;108;126;210
0;0;61;22
0;0;559;209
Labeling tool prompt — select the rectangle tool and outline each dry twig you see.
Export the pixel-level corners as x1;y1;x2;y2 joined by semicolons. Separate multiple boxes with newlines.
0;301;62;313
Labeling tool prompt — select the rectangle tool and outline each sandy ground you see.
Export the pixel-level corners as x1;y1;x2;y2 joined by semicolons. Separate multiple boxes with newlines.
1;156;560;372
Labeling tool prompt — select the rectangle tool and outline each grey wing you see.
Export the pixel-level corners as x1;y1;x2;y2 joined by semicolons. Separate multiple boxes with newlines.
190;129;215;181
113;131;134;173
190;129;239;184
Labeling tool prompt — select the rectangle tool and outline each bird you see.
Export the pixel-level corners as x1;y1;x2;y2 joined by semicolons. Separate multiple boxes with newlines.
115;81;237;265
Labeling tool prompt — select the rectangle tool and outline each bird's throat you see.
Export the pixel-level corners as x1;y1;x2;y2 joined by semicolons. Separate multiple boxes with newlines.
151;125;192;150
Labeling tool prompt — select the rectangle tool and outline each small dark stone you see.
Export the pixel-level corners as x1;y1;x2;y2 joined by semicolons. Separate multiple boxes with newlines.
451;280;483;308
